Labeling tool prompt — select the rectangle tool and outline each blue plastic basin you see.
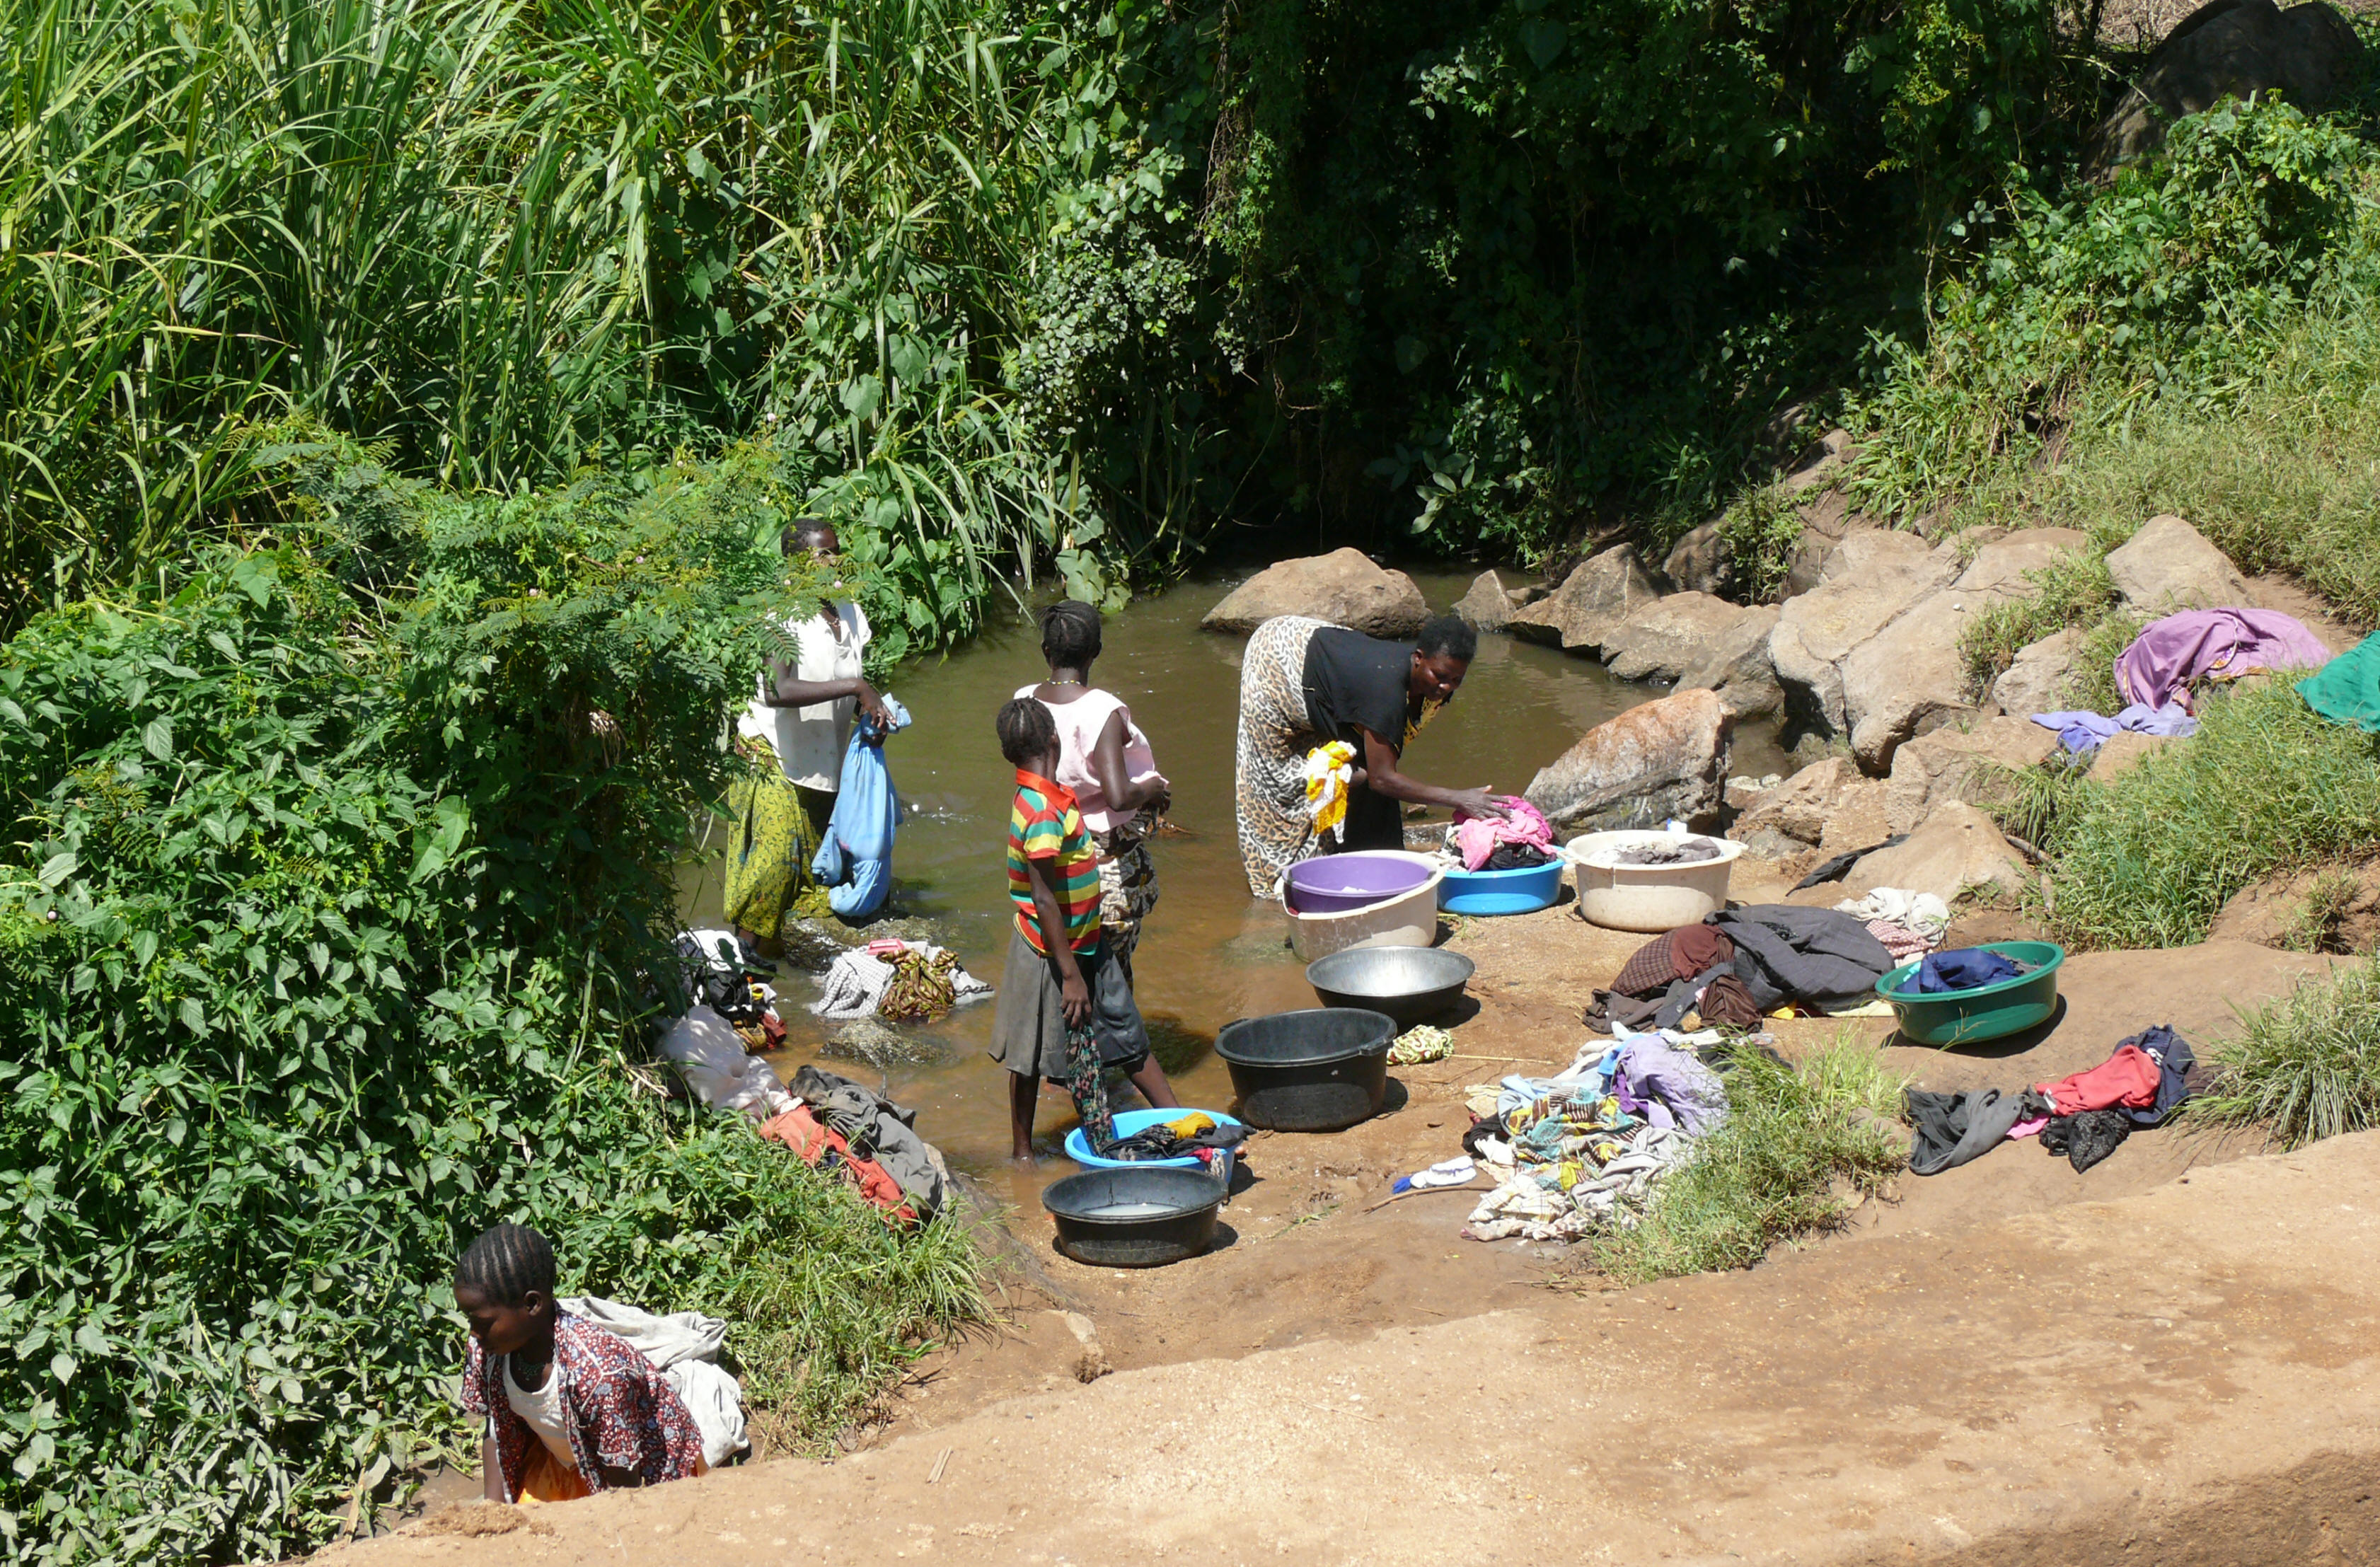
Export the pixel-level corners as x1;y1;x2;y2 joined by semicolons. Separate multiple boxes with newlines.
1438;859;1564;915
1065;1107;1241;1185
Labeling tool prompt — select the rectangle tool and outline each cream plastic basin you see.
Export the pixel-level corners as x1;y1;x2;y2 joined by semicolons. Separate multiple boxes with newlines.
1563;831;1743;932
1279;851;1445;962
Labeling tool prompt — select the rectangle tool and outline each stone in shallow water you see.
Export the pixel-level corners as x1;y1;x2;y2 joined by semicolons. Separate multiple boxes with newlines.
820;1017;951;1068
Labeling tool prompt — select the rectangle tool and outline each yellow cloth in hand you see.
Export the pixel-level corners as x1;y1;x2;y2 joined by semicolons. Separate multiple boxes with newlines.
1304;741;1358;840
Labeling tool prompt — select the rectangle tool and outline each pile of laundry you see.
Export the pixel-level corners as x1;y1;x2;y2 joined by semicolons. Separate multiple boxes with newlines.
558;1296;748;1468
1832;888;1951;964
1457;1031;1731;1242
1444;794;1556;872
1095;1110;1247;1172
811;939;992;1022
654;957;954;1223
1905;1025;2197;1176
1586;905;1898;1033
2029;607;2333;756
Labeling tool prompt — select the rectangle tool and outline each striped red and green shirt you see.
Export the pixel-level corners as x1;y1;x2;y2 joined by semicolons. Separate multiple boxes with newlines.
1007;769;1102;956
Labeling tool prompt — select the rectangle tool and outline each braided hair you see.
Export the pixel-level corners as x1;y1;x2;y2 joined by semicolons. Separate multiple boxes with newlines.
454;1222;556;1307
995;695;1058;768
1039;600;1102;669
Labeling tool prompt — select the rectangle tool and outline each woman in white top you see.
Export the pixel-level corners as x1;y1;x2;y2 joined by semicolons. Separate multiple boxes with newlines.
725;520;889;959
1017;601;1170;976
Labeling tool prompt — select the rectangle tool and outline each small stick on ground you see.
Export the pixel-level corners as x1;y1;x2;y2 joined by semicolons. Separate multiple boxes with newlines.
927;1447;953;1484
1363;1180;1481;1213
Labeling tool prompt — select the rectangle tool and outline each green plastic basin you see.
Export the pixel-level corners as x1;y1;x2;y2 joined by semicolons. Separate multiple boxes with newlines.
1876;939;2067;1048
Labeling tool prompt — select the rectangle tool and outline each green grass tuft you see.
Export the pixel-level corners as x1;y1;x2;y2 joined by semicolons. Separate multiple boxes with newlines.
2040;682;2380;949
2197;955;2380;1149
1590;1040;1907;1285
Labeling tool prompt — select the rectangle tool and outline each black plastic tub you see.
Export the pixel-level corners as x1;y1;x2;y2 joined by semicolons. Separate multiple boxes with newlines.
1041;1167;1225;1267
1213;1007;1397;1131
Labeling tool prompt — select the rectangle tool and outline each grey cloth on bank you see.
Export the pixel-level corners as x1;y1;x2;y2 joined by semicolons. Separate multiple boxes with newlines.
1707;905;1896;1012
1904;1087;2028;1176
788;1064;952;1218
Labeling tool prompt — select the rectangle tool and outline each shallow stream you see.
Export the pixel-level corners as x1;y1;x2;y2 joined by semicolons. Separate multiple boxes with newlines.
679;569;1791;1209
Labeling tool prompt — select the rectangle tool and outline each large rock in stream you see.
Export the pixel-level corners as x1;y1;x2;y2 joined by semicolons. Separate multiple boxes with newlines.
1523;688;1731;830
1835;528;2086;769
1768;531;1959;738
1202;549;1430;637
1602;594;1783;718
1507;545;1660;654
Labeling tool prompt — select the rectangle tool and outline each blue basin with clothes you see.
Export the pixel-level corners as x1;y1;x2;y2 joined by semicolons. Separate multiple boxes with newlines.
1877;941;2067;1047
1438;858;1564;915
1065;1107;1240;1186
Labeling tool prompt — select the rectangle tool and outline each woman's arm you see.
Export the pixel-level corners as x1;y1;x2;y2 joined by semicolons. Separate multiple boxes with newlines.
761;656;889;725
1026;857;1092;1024
1357;729;1503;819
1091;710;1169;815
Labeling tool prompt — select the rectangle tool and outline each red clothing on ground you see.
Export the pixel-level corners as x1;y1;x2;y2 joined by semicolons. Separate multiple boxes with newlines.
2036;1045;2161;1117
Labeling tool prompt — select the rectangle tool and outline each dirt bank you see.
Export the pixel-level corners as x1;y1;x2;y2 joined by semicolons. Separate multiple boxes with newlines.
335;865;2366;1563
328;1126;2380;1566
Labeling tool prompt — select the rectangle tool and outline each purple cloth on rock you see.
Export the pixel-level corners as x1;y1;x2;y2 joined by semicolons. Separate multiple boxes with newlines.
2030;702;2198;756
1615;1038;1728;1138
2115;608;2331;712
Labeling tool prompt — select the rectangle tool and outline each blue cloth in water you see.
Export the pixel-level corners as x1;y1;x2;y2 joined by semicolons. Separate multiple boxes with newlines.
809;695;911;918
1907;947;2026;995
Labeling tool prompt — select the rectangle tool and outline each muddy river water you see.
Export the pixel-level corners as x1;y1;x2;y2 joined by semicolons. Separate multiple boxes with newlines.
680;569;1791;1209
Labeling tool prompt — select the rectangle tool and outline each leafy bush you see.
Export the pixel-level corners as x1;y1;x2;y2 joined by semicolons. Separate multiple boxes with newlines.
1590;1041;1905;1285
2199;955;2380;1150
0;447;983;1563
0;0;1162;647
2038;682;2380;950
1852;95;2380;515
1715;485;1806;605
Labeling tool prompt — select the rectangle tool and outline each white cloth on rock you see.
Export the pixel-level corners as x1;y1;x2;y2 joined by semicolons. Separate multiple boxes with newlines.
656;1005;792;1121
558;1295;746;1467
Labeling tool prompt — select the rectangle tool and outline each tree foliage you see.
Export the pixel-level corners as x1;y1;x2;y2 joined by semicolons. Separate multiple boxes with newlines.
0;444;982;1563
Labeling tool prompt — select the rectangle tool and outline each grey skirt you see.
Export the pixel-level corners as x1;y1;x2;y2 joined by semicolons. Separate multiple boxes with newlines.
987;924;1150;1079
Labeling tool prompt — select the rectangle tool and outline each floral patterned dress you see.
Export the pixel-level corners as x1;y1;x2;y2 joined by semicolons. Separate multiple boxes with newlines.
461;1311;705;1502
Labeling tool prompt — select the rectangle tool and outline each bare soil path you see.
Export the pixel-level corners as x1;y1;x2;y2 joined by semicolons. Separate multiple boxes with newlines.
327;866;2375;1565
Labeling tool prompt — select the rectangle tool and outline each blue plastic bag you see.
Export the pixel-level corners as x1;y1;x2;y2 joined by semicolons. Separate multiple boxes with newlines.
809;695;911;918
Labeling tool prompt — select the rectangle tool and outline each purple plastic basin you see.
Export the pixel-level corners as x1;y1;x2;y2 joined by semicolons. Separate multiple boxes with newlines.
1284;852;1433;915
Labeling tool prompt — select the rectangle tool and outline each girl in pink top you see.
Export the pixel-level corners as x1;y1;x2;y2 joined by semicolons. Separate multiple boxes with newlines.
1017;600;1179;1117
1017;601;1171;977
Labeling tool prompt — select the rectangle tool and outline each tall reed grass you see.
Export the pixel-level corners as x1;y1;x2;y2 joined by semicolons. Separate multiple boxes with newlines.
0;0;1119;644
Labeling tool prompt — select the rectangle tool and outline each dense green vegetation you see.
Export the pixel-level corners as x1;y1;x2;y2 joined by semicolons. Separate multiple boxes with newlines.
1;0;2119;642
1590;1041;1905;1285
0;444;983;1563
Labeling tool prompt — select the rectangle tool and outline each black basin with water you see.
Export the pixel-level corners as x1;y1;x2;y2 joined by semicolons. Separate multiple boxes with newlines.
1212;1007;1397;1131
1041;1166;1226;1267
1304;946;1475;1028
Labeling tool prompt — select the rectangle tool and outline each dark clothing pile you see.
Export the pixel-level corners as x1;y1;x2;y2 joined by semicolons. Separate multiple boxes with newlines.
1904;1025;2197;1178
1905;1087;2027;1176
1481;841;1556;871
1104;1118;1248;1162
1902;947;2033;995
1611;836;1725;867
1587;905;1893;1033
1708;905;1896;1012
